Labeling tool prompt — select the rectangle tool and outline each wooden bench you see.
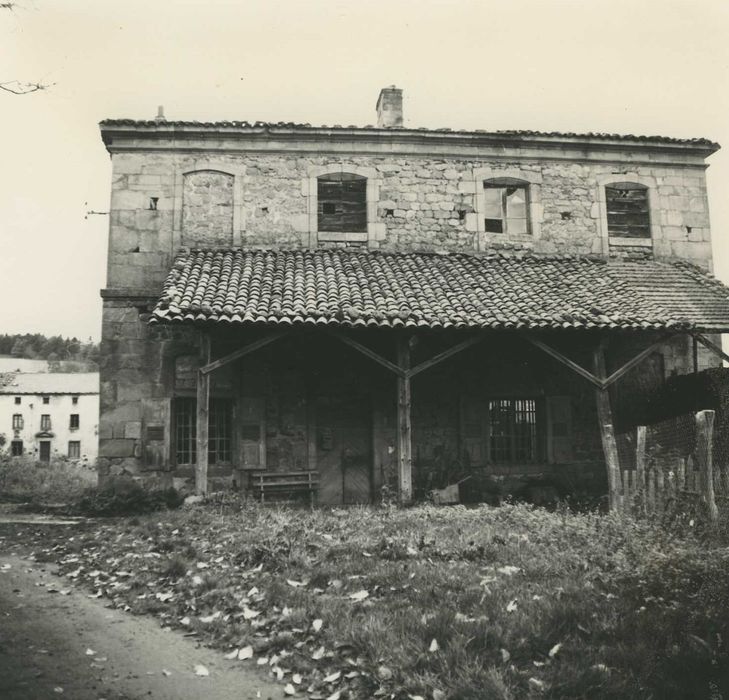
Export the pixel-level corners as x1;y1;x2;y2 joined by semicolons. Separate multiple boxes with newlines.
248;470;319;507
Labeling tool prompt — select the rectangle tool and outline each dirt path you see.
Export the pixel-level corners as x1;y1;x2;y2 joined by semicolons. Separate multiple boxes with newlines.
0;554;286;700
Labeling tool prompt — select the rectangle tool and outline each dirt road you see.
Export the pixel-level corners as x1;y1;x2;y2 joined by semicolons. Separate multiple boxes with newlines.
0;553;286;700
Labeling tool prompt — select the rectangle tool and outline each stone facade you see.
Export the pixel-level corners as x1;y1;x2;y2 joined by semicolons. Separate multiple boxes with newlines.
97;104;721;497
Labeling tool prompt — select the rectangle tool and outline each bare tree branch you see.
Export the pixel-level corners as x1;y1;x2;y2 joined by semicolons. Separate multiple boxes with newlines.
0;3;17;10
0;80;50;94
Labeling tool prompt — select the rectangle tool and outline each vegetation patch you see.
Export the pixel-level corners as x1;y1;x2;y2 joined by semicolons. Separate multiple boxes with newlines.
0;455;95;505
1;501;728;699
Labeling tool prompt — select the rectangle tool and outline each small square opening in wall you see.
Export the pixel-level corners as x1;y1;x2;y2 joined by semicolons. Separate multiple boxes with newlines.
72;396;79;405
148;197;159;210
42;396;49;405
14;397;20;405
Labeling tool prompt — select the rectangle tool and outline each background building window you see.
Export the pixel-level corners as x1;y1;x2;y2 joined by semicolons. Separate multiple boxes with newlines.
14;397;21;405
317;173;367;232
12;414;23;430
483;178;530;234
605;182;650;238
42;396;50;404
39;441;51;462
68;441;81;459
174;397;232;465
11;440;23;456
72;396;79;405
40;414;51;431
69;414;80;429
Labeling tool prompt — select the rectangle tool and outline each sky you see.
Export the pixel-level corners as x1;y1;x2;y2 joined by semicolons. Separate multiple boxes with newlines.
1;0;729;341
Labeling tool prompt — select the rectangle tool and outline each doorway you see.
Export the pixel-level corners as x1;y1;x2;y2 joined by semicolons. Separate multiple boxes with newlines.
39;441;51;463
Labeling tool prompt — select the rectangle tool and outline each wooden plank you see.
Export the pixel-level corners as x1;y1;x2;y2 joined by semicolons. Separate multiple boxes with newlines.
327;330;405;378
195;334;211;496
593;342;621;511
408;335;484;379
201;330;289;375
636;426;647;513
696;409;719;524
602;334;674;388
693;333;729;364
677;457;685;493
527;335;604;389
397;335;413;504
656;468;665;511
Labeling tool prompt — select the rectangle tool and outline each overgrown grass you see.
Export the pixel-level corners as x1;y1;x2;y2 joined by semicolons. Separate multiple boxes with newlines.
0;455;95;504
2;501;728;699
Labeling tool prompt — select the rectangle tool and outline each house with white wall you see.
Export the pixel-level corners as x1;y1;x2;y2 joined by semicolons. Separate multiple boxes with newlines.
0;373;99;463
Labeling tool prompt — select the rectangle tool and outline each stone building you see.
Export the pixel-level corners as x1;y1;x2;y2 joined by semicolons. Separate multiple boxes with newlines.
97;87;729;504
0;372;99;464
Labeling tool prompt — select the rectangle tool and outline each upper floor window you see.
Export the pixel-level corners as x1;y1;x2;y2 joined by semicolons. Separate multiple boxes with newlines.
40;414;51;431
605;182;650;238
12;414;23;430
14;397;21;405
72;396;79;405
317;173;367;233
483;178;530;235
70;414;80;429
42;396;50;405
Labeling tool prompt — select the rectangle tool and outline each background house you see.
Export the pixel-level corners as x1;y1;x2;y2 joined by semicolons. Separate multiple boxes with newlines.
97;87;729;502
0;372;99;464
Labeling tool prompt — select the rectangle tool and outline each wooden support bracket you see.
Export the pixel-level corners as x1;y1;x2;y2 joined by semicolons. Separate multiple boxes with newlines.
201;329;290;375
326;330;405;377
692;333;729;365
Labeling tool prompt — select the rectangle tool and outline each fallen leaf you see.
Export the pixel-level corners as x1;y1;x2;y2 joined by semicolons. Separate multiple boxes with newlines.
85;648;96;656
292;673;302;684
377;665;393;680
528;677;545;692
242;606;260;620
429;638;440;653
238;645;253;660
194;664;209;677
284;684;296;696
312;619;323;632
324;671;341;683
409;696;425;700
549;643;562;658
162;669;172;676
349;590;369;602
433;691;446;700
256;656;269;666
506;599;518;612
180;616;191;626
287;579;306;588
224;649;239;660
500;648;511;663
497;565;521;576
326;692;341;700
311;646;325;660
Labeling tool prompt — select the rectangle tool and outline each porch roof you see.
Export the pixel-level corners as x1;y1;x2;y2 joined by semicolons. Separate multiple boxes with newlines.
150;248;729;332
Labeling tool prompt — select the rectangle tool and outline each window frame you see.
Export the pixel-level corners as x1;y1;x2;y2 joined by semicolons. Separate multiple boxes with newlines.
68;441;81;459
482;178;531;236
173;397;233;467
14;396;21;405
40;414;51;431
69;414;80;430
10;440;23;456
42;396;50;405
12;414;23;430
317;173;368;234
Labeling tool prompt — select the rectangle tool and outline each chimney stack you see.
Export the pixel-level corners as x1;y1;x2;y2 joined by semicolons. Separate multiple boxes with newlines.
376;86;403;128
155;105;166;122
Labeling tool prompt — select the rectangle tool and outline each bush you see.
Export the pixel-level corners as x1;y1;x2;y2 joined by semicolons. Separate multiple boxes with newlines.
0;455;95;504
74;478;184;516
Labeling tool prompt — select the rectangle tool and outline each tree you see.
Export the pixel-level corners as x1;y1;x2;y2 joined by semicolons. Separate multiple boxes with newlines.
1;2;52;95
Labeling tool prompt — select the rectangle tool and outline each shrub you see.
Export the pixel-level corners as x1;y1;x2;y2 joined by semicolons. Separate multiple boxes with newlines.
74;478;184;516
0;454;95;504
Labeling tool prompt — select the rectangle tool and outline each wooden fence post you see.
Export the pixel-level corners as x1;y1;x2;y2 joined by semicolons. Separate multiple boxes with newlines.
635;425;647;514
696;409;718;524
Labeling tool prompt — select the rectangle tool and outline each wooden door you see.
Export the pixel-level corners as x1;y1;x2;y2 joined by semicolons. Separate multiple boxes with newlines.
39;441;51;463
315;394;371;505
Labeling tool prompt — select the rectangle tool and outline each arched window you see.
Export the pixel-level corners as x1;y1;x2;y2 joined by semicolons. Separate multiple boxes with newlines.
317;173;367;233
605;182;650;238
482;177;530;235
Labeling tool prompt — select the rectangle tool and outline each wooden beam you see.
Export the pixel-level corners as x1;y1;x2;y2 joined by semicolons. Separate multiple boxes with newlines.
593;342;621;511
201;330;290;375
396;335;413;504
693;335;699;374
408;335;484;379
525;335;604;389
602;334;674;388
196;334;211;496
696;409;719;525
327;330;405;378
693;333;729;365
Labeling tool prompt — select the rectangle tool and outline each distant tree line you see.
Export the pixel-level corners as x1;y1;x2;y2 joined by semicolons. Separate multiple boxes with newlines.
0;334;100;369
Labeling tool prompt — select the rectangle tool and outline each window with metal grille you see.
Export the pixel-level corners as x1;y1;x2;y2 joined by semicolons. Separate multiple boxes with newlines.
174;397;232;465
605;183;650;238
317;173;367;232
68;441;81;459
14;397;21;405
11;440;23;456
483;178;530;235
42;396;50;404
12;414;23;430
40;414;51;431
69;414;80;429
488;398;539;463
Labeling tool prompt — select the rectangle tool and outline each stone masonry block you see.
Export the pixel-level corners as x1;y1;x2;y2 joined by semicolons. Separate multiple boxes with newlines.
99;438;137;458
124;421;142;439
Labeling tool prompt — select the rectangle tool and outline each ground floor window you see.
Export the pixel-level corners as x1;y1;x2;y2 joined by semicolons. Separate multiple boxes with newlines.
68;441;81;459
10;440;23;456
174;397;232;465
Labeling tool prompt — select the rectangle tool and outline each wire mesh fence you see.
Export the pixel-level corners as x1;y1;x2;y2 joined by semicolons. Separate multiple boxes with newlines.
615;410;726;518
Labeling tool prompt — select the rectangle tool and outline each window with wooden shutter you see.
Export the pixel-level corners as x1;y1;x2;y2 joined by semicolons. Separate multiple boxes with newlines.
546;396;573;463
237;396;266;469
483;178;530;235
317;173;367;232
605;183;650;238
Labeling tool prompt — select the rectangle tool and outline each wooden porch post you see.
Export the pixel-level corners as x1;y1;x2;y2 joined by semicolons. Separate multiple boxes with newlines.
696;409;719;525
396;335;413;504
196;333;211;496
593;341;621;511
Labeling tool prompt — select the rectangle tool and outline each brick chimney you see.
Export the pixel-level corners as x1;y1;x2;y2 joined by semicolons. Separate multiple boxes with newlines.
376;86;403;128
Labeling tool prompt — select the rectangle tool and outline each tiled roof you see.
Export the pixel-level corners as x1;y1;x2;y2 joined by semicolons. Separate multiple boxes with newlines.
0;372;99;395
99;119;719;150
150;249;729;332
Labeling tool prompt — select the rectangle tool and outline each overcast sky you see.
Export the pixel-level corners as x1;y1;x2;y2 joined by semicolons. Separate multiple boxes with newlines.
2;0;728;341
